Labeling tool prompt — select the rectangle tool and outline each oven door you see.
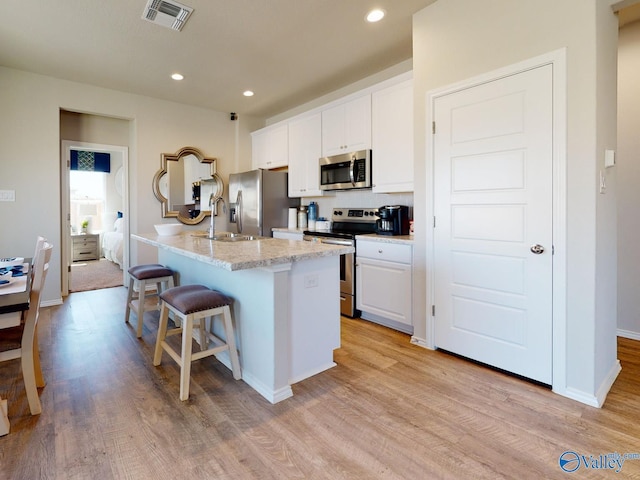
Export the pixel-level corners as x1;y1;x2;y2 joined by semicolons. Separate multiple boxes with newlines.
303;235;357;317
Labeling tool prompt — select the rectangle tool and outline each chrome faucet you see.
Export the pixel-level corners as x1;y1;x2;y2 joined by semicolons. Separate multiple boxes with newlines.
209;193;227;238
209;193;216;238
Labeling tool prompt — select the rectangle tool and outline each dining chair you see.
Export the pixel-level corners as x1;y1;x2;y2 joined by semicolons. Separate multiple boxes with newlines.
30;236;46;282
0;242;53;415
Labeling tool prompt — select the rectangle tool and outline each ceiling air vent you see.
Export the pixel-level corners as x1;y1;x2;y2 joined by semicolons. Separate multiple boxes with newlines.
142;0;193;31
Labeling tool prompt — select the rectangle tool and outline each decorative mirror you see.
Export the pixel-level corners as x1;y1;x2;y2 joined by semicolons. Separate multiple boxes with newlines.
152;146;223;225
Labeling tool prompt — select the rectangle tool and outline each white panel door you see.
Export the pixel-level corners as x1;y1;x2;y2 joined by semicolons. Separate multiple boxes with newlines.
433;65;553;384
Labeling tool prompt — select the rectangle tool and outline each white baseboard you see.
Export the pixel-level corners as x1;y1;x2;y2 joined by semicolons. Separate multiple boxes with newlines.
41;298;63;308
617;329;640;341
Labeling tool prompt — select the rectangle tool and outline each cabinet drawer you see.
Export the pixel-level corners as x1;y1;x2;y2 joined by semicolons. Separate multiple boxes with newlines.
357;241;411;264
73;236;97;245
73;238;97;247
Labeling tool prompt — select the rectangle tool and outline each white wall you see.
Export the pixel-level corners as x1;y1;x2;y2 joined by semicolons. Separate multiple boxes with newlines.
0;67;259;304
617;21;640;339
412;0;619;404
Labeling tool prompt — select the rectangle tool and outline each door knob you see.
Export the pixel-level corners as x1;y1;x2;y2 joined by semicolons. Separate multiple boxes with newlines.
530;244;544;254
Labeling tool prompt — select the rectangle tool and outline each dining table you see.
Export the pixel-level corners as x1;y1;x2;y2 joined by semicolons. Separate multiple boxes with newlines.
0;261;32;436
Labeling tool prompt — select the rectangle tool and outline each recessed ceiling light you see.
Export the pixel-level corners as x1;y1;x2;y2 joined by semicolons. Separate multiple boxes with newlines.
171;73;184;81
243;90;254;97
366;9;385;23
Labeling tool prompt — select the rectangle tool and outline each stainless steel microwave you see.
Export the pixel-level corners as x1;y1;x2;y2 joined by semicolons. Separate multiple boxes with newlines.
319;149;372;191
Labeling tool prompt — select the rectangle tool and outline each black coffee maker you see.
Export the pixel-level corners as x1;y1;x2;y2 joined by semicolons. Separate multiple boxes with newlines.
376;205;410;235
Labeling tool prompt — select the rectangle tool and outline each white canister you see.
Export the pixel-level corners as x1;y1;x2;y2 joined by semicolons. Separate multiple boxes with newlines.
288;208;297;229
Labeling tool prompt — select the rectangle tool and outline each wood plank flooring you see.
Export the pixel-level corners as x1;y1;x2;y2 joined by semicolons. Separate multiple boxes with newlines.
2;286;640;478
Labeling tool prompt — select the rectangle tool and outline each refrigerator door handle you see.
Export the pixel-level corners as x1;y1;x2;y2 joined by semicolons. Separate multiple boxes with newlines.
237;190;243;233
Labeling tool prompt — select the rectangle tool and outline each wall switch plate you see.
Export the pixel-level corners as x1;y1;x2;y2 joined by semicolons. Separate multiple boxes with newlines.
599;170;607;194
0;190;15;202
605;149;616;168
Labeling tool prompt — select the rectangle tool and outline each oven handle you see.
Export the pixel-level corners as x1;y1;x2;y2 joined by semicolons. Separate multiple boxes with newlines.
303;236;354;247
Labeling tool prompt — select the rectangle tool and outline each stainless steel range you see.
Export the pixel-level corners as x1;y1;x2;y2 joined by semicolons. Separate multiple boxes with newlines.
303;207;378;317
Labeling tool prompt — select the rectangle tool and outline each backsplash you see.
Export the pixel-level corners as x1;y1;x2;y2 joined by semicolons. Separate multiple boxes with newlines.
303;191;414;220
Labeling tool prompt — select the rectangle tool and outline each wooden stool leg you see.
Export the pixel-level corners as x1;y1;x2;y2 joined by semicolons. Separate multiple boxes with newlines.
180;316;194;401
136;280;147;338
153;302;170;366
198;316;208;351
222;306;242;380
125;276;135;324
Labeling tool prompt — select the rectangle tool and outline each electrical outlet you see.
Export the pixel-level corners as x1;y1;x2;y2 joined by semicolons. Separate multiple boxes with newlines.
0;190;15;202
304;274;319;288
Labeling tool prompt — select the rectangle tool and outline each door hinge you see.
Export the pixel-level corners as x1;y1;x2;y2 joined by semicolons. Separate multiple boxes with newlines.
433;216;436;228
432;121;436;134
552;245;555;255
68;265;71;273
67;159;70;168
432;305;436;316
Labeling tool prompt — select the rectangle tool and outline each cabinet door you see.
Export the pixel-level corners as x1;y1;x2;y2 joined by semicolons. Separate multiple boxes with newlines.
356;256;412;326
321;95;371;156
251;129;269;169
269;123;288;168
344;94;371;153
372;79;414;193
288;113;323;197
321;103;346;156
252;123;288;169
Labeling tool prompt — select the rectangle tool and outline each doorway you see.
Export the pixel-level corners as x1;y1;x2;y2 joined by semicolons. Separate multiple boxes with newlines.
426;49;568;390
61;140;129;295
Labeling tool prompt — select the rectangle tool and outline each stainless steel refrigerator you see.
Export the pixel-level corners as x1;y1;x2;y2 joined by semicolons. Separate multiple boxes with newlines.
228;169;299;236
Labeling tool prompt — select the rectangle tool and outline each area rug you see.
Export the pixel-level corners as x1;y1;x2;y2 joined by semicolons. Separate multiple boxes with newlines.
70;259;124;292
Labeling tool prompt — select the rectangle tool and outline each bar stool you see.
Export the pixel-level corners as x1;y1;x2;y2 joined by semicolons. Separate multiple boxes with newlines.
125;264;175;338
153;285;242;401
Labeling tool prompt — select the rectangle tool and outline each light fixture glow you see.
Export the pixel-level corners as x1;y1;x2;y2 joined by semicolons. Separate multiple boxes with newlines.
366;9;385;22
171;73;184;81
243;90;254;97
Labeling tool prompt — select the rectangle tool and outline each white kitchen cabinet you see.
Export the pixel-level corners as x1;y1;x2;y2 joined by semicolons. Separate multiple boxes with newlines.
288;112;324;197
321;95;371;156
251;123;288;170
372;78;414;193
356;239;412;332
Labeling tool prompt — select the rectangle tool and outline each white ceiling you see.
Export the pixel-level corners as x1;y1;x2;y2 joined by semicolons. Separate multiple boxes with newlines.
0;0;436;119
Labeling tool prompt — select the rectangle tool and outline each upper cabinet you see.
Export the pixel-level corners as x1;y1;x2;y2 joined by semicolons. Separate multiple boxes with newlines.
321;95;371;156
371;78;414;193
251;123;288;170
288;112;324;197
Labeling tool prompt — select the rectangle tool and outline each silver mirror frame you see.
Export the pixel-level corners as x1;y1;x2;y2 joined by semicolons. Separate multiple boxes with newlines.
152;146;219;225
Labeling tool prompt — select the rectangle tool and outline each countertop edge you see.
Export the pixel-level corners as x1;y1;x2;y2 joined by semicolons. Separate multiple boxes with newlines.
355;234;414;245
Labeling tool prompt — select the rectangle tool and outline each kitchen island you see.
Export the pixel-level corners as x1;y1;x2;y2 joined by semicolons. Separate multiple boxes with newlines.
132;231;353;403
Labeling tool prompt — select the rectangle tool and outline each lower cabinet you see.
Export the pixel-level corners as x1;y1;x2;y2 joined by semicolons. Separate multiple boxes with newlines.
72;233;100;262
356;239;412;333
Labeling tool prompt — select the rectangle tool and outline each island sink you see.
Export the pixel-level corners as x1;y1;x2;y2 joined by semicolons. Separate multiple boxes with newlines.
192;232;260;242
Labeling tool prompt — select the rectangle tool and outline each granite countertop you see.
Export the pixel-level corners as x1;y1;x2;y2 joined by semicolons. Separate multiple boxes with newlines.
355;234;414;245
132;231;353;272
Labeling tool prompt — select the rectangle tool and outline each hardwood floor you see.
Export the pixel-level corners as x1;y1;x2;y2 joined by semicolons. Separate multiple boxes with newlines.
2;287;640;479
